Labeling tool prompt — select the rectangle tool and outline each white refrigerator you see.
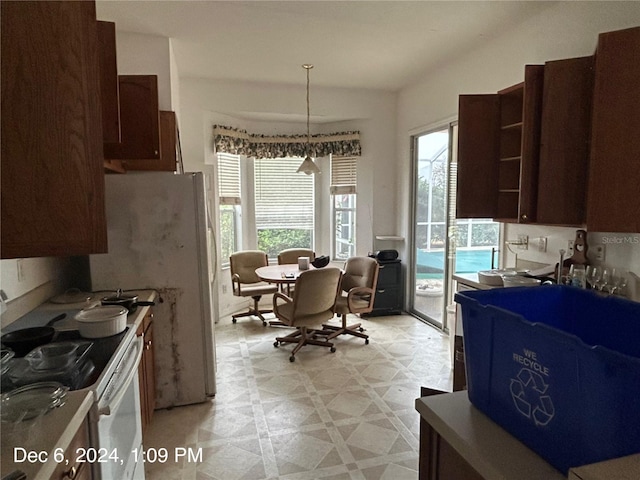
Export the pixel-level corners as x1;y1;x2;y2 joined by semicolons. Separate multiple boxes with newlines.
90;171;217;408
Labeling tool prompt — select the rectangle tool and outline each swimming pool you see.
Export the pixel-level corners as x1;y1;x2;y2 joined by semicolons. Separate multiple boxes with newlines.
416;248;494;278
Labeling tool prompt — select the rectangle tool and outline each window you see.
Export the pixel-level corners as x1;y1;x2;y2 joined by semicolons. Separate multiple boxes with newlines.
217;153;242;266
254;157;314;259
331;156;357;260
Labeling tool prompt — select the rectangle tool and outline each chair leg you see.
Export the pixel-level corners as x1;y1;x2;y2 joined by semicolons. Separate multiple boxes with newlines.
274;326;335;361
323;314;370;343
232;295;273;326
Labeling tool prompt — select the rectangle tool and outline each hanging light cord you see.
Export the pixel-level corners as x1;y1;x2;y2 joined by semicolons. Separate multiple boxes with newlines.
303;64;313;154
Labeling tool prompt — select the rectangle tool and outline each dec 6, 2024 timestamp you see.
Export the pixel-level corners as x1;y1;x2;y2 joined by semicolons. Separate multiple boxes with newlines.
14;446;202;466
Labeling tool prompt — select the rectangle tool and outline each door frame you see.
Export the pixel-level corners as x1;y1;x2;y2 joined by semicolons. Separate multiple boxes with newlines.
408;122;457;331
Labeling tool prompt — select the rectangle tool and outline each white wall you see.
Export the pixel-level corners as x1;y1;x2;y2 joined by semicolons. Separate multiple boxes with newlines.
396;2;640;299
0;257;71;327
116;31;175;110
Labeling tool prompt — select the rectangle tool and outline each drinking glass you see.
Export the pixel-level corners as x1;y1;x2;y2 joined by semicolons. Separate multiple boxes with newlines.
571;265;586;288
612;271;628;296
599;268;610;292
617;274;628;296
605;268;619;294
586;266;601;290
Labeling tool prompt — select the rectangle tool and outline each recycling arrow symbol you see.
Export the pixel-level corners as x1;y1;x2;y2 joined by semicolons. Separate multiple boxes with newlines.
510;367;555;426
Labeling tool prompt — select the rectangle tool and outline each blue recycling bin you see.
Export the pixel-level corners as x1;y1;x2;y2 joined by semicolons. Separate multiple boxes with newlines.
455;285;640;473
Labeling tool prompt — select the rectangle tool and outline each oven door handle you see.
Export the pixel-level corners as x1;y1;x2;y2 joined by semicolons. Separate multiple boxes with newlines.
98;336;143;416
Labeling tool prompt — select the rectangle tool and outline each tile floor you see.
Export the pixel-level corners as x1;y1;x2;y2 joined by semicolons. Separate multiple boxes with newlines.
144;313;452;480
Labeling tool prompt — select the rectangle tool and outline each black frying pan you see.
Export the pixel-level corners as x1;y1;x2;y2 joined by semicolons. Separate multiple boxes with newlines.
101;290;155;313
1;313;67;357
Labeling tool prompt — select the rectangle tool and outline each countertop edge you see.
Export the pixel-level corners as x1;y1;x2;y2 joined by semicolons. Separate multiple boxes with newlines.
1;390;95;480
33;390;95;480
415;391;565;480
453;273;496;290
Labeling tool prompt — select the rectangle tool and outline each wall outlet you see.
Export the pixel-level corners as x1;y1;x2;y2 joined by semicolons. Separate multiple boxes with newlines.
537;237;548;253
222;284;228;294
517;234;529;250
567;240;575;257
593;244;606;261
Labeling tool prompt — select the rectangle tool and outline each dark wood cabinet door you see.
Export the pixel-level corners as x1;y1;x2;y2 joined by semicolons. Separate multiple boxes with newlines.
51;418;92;480
138;311;156;432
1;0;107;259
97;21;120;144
125;111;178;171
587;27;640;233
144;321;156;424
104;75;161;161
538;56;593;226
519;64;545;223
136;322;148;433
456;95;500;219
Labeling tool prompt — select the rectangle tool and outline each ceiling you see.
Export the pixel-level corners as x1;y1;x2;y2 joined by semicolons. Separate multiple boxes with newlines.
96;1;558;92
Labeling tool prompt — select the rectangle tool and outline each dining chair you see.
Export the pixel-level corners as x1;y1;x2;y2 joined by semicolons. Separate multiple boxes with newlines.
277;248;316;265
323;256;379;344
230;250;278;326
273;267;342;362
276;248;316;295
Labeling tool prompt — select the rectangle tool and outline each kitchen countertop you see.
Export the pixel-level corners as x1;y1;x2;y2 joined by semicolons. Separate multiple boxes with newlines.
453;273;497;290
0;290;156;480
415;391;565;480
0;389;94;480
569;453;640;479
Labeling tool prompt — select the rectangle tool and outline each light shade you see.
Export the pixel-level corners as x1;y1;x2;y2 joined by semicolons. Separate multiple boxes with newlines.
296;155;321;175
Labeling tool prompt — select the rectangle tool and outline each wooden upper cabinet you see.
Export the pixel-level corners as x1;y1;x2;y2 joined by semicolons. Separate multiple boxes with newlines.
124;111;180;172
587;27;640;233
537;56;594;226
104;75;161;161
456;65;543;222
97;21;120;144
456;95;500;219
517;65;545;223
1;0;107;259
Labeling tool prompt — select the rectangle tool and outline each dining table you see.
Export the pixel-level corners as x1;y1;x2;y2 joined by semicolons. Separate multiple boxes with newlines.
255;264;317;284
255;264;319;295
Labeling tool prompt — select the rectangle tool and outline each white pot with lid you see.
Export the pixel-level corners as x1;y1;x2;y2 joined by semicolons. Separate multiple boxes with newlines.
74;306;128;338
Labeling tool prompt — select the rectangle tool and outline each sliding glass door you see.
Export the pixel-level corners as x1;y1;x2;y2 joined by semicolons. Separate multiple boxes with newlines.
409;124;499;330
410;127;452;328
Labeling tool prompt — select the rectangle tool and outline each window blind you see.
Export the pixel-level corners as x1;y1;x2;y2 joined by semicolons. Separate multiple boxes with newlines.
330;156;357;195
254;157;314;229
217;153;241;205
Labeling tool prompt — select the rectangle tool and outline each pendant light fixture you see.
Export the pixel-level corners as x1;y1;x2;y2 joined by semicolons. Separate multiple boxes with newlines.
296;64;321;175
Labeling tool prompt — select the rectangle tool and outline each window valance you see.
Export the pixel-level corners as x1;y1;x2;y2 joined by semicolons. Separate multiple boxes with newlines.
213;125;361;159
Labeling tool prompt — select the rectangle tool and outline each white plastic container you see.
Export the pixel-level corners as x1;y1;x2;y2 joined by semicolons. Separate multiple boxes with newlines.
500;275;541;288
298;256;310;270
74;306;128;338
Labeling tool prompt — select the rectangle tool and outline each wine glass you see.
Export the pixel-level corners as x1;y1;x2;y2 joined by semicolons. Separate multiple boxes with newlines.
617;273;628;296
611;271;628;296
586;266;601;290
599;268;610;292
605;268;619;294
